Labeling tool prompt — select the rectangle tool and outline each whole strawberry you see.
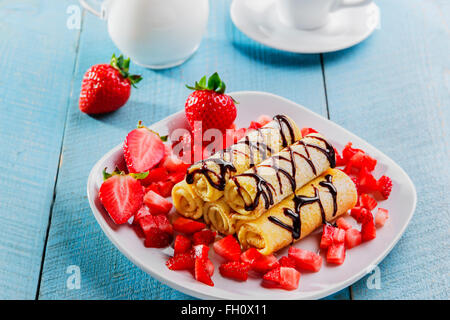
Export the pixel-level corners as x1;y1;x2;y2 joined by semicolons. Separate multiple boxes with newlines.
79;54;142;114
185;73;237;133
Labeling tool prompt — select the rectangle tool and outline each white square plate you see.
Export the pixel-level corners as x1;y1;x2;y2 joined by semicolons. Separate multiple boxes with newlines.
87;91;416;300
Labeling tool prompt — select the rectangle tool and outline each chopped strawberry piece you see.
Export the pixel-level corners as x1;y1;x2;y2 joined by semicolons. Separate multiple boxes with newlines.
252;254;280;274
361;219;377;242
166;252;195;270
262;266;280;283
342;142;363;163
288;247;322;272
279;256;296;268
163;155;190;173
257;115;272;126
377;175;393;199
344;150;366;174
144;228;173;248
333;228;346;243
194;257;214;286
192;244;210;261
350;207;373;224
334;148;346;167
249;121;262;130
320;224;335;249
360;193;377;211
138;214;173;237
240;248;262;265
144;190;172;215
141;167;168;186
219;261;251;281
350;176;360;194
262;267;300;291
193;230;216;246
301;127;318;137
174;235;192;255
213;235;241;262
327;243;346;265
205;259;215;276
336;217;352;230
99;174;144;224
168;171;186;184
375;208;389;228
362;154;377;172
144;183;161;195
155;180;174;198
173;217;206;234
134;205;151;222
358;167;379;193
345;228;362;249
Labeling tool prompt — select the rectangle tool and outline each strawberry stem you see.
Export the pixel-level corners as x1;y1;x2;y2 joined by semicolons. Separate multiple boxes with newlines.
186;72;227;94
110;54;143;88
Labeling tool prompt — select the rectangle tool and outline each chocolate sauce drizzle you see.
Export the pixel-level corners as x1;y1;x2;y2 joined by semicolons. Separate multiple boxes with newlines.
185;158;236;191
267;175;338;241
233;173;275;211
273;115;296;148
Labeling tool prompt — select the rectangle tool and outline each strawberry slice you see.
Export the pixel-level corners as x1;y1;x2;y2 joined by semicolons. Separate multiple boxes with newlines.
345;228;362;249
219;261;251;281
174;235;192;255
144;190;172;215
213;235;241;262
361;219;377;242
124;125;165;173
375;208;389;227
99;173;144;224
336;217;352;230
262;267;300;291
194;257;214;286
327;243;346;265
278;256;297;268
193;230;217;246
288;247;322;272
173;217;206;234
360;193;377;211
377;175;393;199
166;252;195;270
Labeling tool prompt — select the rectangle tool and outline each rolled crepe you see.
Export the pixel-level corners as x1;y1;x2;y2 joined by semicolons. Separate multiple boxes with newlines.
225;133;335;219
186;115;302;202
203;198;237;235
237;169;357;255
172;180;204;219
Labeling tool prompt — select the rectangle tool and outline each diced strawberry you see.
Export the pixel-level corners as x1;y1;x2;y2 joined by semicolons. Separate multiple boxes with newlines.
360;193;377;211
350;207;373;224
213;235;241;262
377;175;393;199
262;266;280;283
166;252;195;270
248;121;263;130
134;205;151;222
257;115;272;126
192;244;210;261
252;254;280;274
288;247;322;272
262;267;300;291
123;127;165;173
361;219;377;241
333;228;346;243
144;228;173;248
240;248;262;265
144;190;173;215
358;167;379;193
334;148;346;167
194;257;214;286
144;183;161;195
155;180;174;198
193;230;216;246
342;142;363;163
205;259;215;276
219;261;251;281
327;243;346;265
375;208;389;228
173;217;206;234
301;127;318;137
279;256;296;268
345;228;362;249
138;214;173;236
336;217;352;230
344;150;365;174
99;173;144;225
350;176;361;194
168;171;186;184
362;154;377;172
174;235;192;255
163;155;190;173
320;224;335;249
141;167;168;186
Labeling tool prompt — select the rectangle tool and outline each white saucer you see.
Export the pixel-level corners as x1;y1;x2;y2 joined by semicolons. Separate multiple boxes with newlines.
230;0;380;53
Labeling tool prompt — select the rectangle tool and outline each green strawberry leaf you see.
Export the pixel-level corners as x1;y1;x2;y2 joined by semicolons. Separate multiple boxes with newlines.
110;53;142;88
129;171;149;180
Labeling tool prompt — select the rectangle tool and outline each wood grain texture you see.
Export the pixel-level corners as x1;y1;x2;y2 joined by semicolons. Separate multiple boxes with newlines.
37;0;353;300
323;0;450;299
0;0;80;299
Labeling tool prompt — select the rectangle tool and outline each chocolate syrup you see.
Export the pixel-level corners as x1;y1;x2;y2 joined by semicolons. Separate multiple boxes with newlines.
319;174;337;217
185;158;236;191
273;115;296;147
233;173;275;211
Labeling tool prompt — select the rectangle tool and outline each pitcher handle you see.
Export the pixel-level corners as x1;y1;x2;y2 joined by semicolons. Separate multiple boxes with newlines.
79;0;107;19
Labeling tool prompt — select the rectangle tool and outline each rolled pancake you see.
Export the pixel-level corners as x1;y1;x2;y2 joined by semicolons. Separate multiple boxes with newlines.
203;198;237;235
237;169;357;255
225;133;335;219
186;115;301;202
172;180;204;219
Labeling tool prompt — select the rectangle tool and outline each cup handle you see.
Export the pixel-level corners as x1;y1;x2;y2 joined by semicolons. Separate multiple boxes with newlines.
79;0;107;19
332;0;372;11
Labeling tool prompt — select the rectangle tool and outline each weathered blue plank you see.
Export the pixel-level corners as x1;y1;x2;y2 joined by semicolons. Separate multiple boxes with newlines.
38;0;347;299
0;0;80;299
323;0;450;299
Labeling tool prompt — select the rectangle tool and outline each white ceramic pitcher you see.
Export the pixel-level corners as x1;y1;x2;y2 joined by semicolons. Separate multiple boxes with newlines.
80;0;209;69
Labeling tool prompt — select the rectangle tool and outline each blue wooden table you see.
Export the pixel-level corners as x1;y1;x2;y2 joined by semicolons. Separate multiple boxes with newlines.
0;0;448;300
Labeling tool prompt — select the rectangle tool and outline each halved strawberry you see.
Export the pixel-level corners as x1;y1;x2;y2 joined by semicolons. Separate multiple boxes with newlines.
262;267;300;291
336;217;352;230
219;261;251;281
143;190;172;215
173;217;206;234
375;208;389;228
345;228;362;249
166;252;195;270
174;235;192;255
144;228;173;248
193;230;217;246
194;257;214;286
288;247;322;272
301;127;318;137
99;172;144;224
123;125;165;173
213;235;241;262
361;219;377;242
377;175;393;199
278;256;297;268
252;254;280;273
360;193;377;211
327;243;346;265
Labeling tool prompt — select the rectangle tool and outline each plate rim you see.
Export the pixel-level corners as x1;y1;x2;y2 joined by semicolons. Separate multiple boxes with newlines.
87;91;417;300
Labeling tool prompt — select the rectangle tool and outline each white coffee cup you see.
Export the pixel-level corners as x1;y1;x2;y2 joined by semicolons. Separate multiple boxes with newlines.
79;0;209;69
276;0;372;30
